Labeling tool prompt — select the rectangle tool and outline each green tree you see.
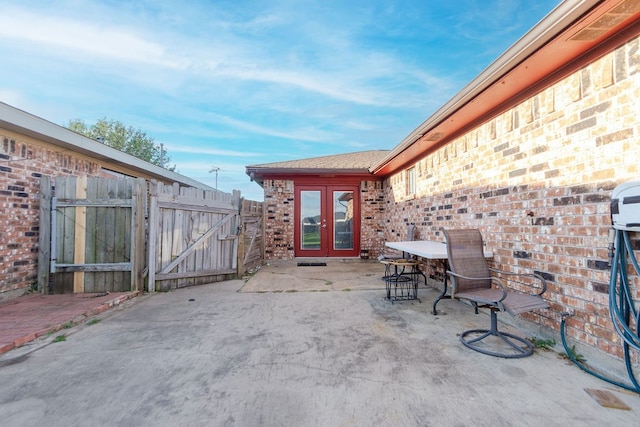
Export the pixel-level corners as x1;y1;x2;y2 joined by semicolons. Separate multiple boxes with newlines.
66;118;175;170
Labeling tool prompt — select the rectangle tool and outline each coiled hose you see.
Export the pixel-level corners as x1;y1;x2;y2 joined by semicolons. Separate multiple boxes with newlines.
560;228;640;393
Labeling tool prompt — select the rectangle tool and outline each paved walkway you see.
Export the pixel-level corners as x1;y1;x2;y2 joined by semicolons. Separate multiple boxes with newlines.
1;279;639;426
0;258;384;355
1;260;639;425
0;291;139;354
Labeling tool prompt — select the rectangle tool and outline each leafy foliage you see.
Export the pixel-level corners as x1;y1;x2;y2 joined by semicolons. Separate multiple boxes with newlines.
66;118;175;170
528;337;556;350
563;344;586;363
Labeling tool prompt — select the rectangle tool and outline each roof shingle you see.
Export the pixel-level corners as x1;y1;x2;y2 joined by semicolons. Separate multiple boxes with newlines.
247;150;390;171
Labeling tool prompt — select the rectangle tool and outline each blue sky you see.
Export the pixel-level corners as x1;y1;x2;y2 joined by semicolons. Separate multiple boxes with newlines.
0;0;561;200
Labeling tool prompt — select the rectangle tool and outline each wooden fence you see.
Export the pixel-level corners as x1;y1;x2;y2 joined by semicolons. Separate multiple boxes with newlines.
147;181;242;291
38;176;263;293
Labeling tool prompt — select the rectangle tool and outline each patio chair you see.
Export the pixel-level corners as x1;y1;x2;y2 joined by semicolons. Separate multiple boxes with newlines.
443;229;549;358
378;224;416;261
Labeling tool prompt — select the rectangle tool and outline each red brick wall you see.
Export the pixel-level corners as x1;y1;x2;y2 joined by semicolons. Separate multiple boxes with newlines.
263;179;295;260
0;134;104;295
359;180;386;257
262;179;387;260
383;37;640;359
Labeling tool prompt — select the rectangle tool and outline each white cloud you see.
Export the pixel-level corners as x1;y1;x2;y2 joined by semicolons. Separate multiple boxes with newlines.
202;113;337;143
0;3;437;110
0;8;185;69
0;0;561;200
208;64;389;107
166;144;261;158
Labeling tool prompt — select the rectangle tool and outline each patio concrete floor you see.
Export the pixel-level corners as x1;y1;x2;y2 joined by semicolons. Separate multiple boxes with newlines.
0;258;639;425
239;258;389;293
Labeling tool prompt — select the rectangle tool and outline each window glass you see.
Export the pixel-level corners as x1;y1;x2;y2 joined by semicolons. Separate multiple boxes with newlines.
407;167;416;196
333;191;353;250
300;191;321;249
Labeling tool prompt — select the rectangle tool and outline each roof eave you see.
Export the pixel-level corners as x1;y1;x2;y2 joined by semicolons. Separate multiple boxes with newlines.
370;0;631;175
0;102;213;190
246;167;374;186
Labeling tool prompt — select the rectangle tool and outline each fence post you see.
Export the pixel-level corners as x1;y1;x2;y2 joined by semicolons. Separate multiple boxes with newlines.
37;175;52;294
237;198;246;276
147;180;158;292
131;178;147;292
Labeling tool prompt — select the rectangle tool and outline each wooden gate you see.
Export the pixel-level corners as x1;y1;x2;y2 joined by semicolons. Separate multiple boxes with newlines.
147;181;242;291
238;199;263;275
38;176;146;293
38;176;250;293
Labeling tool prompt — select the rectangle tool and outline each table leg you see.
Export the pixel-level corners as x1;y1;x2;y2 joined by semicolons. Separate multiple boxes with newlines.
432;259;449;315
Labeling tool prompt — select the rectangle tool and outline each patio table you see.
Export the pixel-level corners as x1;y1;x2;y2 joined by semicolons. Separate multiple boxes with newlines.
385;240;492;314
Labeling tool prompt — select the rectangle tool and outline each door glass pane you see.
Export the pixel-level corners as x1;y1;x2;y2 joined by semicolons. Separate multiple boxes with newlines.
300;191;321;250
333;191;353;250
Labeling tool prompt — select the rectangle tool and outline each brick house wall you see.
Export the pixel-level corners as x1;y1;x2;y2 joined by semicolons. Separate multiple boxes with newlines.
358;180;385;258
262;179;386;261
263;179;295;260
0;133;109;296
0;124;204;298
383;36;640;359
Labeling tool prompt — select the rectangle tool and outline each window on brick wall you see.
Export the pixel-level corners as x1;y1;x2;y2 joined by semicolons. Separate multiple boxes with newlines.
406;166;416;196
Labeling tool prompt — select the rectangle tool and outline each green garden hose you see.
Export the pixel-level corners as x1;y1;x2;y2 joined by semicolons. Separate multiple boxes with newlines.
560;227;640;394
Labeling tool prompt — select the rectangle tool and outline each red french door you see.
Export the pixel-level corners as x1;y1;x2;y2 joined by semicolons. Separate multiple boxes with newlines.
295;185;360;257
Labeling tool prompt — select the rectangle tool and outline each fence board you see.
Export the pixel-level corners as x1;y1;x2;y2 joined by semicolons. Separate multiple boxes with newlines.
94;178;109;291
131;178;146;291
58;176;76;293
84;179;98;292
73;176;87;293
105;179;119;291
193;211;204;272
147;180;159;291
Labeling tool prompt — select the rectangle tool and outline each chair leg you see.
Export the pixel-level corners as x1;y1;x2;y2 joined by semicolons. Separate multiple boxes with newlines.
459;310;534;358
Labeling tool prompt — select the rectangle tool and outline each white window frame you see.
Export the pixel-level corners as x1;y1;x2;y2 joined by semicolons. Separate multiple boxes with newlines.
406;166;416;196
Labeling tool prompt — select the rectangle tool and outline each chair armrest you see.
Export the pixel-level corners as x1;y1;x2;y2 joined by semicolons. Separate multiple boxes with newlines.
488;268;547;296
446;270;508;303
